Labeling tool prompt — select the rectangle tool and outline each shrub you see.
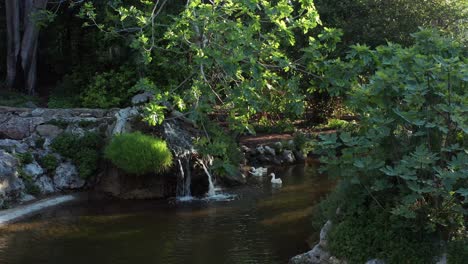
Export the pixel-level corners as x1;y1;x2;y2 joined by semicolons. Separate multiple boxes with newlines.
447;238;468;264
105;132;173;175
80;67;137;108
16;152;34;164
18;169;41;196
51;132;103;179
35;137;45;148
39;154;58;172
315;29;467;261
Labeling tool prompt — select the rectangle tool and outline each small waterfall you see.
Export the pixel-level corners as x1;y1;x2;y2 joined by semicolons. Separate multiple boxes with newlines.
200;160;216;197
176;158;193;201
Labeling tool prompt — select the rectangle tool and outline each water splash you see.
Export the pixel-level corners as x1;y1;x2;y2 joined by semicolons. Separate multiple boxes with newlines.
199;160;237;201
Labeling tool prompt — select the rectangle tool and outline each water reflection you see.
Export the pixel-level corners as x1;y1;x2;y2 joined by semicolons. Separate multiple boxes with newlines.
0;163;332;264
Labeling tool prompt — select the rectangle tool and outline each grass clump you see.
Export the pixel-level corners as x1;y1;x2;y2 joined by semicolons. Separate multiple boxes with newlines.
16;152;34;164
51;132;103;179
39;154;58;172
104;132;173;175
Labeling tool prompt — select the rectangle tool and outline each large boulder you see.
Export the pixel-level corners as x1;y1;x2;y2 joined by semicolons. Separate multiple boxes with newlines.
35;176;56;194
54;162;85;190
0;139;28;153
0;115;44;139
36;124;63;138
289;245;330;264
24;162;44;179
0;150;25;202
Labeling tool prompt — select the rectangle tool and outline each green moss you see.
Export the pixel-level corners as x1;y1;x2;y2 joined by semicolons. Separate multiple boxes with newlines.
16;152;34;165
105;132;173;175
51;132;103;179
39;154;58;172
18;169;41;196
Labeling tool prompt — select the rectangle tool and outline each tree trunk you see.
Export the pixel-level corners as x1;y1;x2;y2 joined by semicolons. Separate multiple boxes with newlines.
5;0;21;90
5;0;48;94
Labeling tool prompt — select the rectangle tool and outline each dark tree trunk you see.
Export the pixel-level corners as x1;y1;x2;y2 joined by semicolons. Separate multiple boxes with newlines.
5;0;48;95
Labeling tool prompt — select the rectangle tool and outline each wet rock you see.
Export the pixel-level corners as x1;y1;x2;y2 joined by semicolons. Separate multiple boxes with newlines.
35;176;55;194
282;150;296;163
220;169;246;186
131;91;154;105
264;145;276;156
24;162;44;179
256;145;265;155
36;124;63;138
54;162;85;190
273;141;283;151
289;244;330;264
0;139;28;153
0;150;25;201
293;150;306;162
19;193;36;203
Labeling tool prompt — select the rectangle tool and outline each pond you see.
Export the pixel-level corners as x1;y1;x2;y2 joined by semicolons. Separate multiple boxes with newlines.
0;163;333;264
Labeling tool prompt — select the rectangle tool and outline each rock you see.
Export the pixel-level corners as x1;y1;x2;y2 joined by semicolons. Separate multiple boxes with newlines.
241;145;251;153
220;169;246;186
0;150;25;201
366;260;385;264
289;244;330;264
131;91;154;105
24;162;44;179
435;254;447;264
54;162;85;190
0;139;29;153
0;116;44;139
256;145;265;155
36;124;63;138
319;220;332;247
24;101;38;108
293;150;306;162
264;145;276;156
282;150;296;163
112;107;139;134
35;176;56;194
19;193;36;203
272;157;282;165
273;141;283;151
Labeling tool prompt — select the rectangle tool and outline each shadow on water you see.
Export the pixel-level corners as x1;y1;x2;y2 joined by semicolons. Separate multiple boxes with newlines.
0;163;333;264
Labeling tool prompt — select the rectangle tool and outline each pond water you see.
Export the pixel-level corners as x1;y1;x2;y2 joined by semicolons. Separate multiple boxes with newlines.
0;163;333;264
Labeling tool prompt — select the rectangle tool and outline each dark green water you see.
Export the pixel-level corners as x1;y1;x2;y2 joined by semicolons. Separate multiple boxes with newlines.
0;164;332;264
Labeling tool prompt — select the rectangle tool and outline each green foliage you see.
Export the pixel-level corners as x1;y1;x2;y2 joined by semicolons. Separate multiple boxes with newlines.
328;207;438;264
104;132;173;175
18;169;41;196
80;67;138;108
39;154;58;172
195;123;243;178
316;118;351;130
315;29;467;257
16;152;34;165
0;91;40;108
292;132;314;153
51;132;103;179
447;238;468;264
314;0;467;50
35;137;45;148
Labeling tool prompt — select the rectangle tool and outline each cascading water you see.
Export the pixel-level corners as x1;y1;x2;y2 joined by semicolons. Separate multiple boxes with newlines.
199;159;236;201
176;159;193;201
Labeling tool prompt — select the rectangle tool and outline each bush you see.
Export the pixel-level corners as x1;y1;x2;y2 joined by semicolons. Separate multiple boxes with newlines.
16;152;34;164
51;132;103;179
18;169;41;196
447;238;468;264
80;67;137;108
39;154;58;172
105;132;173;175
328;207;438;264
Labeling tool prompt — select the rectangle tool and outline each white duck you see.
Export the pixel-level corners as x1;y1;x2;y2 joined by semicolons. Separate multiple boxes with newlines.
270;173;282;185
249;167;268;177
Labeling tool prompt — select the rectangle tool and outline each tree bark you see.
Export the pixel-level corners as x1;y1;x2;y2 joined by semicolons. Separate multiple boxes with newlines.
5;0;21;90
5;0;48;94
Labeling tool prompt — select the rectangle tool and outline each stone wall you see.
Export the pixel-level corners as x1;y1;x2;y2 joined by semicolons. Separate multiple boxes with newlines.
0;107;119;207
